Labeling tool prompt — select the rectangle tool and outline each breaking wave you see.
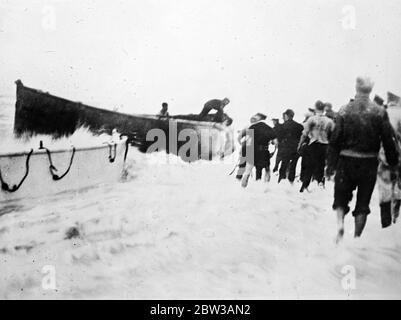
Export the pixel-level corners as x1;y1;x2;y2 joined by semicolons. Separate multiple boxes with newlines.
1;97;401;300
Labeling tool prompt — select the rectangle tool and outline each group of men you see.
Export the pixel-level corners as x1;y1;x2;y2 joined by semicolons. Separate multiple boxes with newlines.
236;102;335;192
235;77;401;242
156;81;401;241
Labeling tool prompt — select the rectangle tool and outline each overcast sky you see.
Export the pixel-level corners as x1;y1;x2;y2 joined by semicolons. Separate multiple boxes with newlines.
1;0;401;125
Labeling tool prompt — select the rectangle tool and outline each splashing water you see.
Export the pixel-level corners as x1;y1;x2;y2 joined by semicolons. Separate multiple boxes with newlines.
0;126;119;154
1;96;401;300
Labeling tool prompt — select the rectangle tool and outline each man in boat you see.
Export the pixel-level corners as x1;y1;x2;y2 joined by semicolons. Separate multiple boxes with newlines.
298;100;335;193
199;98;230;122
277;109;304;184
158;102;169;117
326;77;399;242
239;113;277;188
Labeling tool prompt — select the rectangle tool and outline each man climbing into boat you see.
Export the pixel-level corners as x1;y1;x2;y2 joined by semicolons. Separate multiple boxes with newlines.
199;97;230;122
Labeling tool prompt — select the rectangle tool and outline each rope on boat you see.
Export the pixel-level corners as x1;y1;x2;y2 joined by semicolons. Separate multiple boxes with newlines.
108;143;117;163
39;141;76;181
0;149;34;192
120;135;130;162
125;130;144;149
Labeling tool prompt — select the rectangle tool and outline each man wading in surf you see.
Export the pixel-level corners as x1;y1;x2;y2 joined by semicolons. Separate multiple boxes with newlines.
327;77;399;243
298;100;335;193
277;109;304;184
238;113;277;188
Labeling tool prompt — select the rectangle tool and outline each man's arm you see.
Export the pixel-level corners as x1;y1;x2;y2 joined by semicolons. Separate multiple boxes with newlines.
297;134;307;151
326;115;344;176
297;119;311;151
326;118;335;141
381;111;399;167
199;100;213;117
237;128;247;145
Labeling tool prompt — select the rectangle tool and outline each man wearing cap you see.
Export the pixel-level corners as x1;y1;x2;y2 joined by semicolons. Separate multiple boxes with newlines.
277;109;304;183
239;113;277;188
327;77;399;242
199;98;230;122
324;102;337;121
298;100;335;192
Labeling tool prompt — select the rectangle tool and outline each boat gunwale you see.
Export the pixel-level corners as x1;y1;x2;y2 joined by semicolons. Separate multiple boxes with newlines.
18;84;230;129
0;139;126;159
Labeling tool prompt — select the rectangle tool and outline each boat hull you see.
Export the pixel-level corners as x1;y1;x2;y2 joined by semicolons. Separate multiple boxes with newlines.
0;139;128;202
13;81;235;161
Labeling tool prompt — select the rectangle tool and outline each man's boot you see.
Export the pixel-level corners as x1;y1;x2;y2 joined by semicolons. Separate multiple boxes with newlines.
264;170;271;183
300;181;310;193
354;214;367;238
336;208;345;244
393;200;400;224
235;163;246;181
319;177;326;189
241;174;250;188
380;201;392;228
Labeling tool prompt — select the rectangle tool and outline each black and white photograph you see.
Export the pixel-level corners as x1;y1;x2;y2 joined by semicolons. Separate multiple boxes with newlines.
1;0;401;303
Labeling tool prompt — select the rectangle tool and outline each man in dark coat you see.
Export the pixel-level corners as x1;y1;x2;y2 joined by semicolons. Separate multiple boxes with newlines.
278;109;304;183
327;77;399;242
199;98;230;122
239;113;277;188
